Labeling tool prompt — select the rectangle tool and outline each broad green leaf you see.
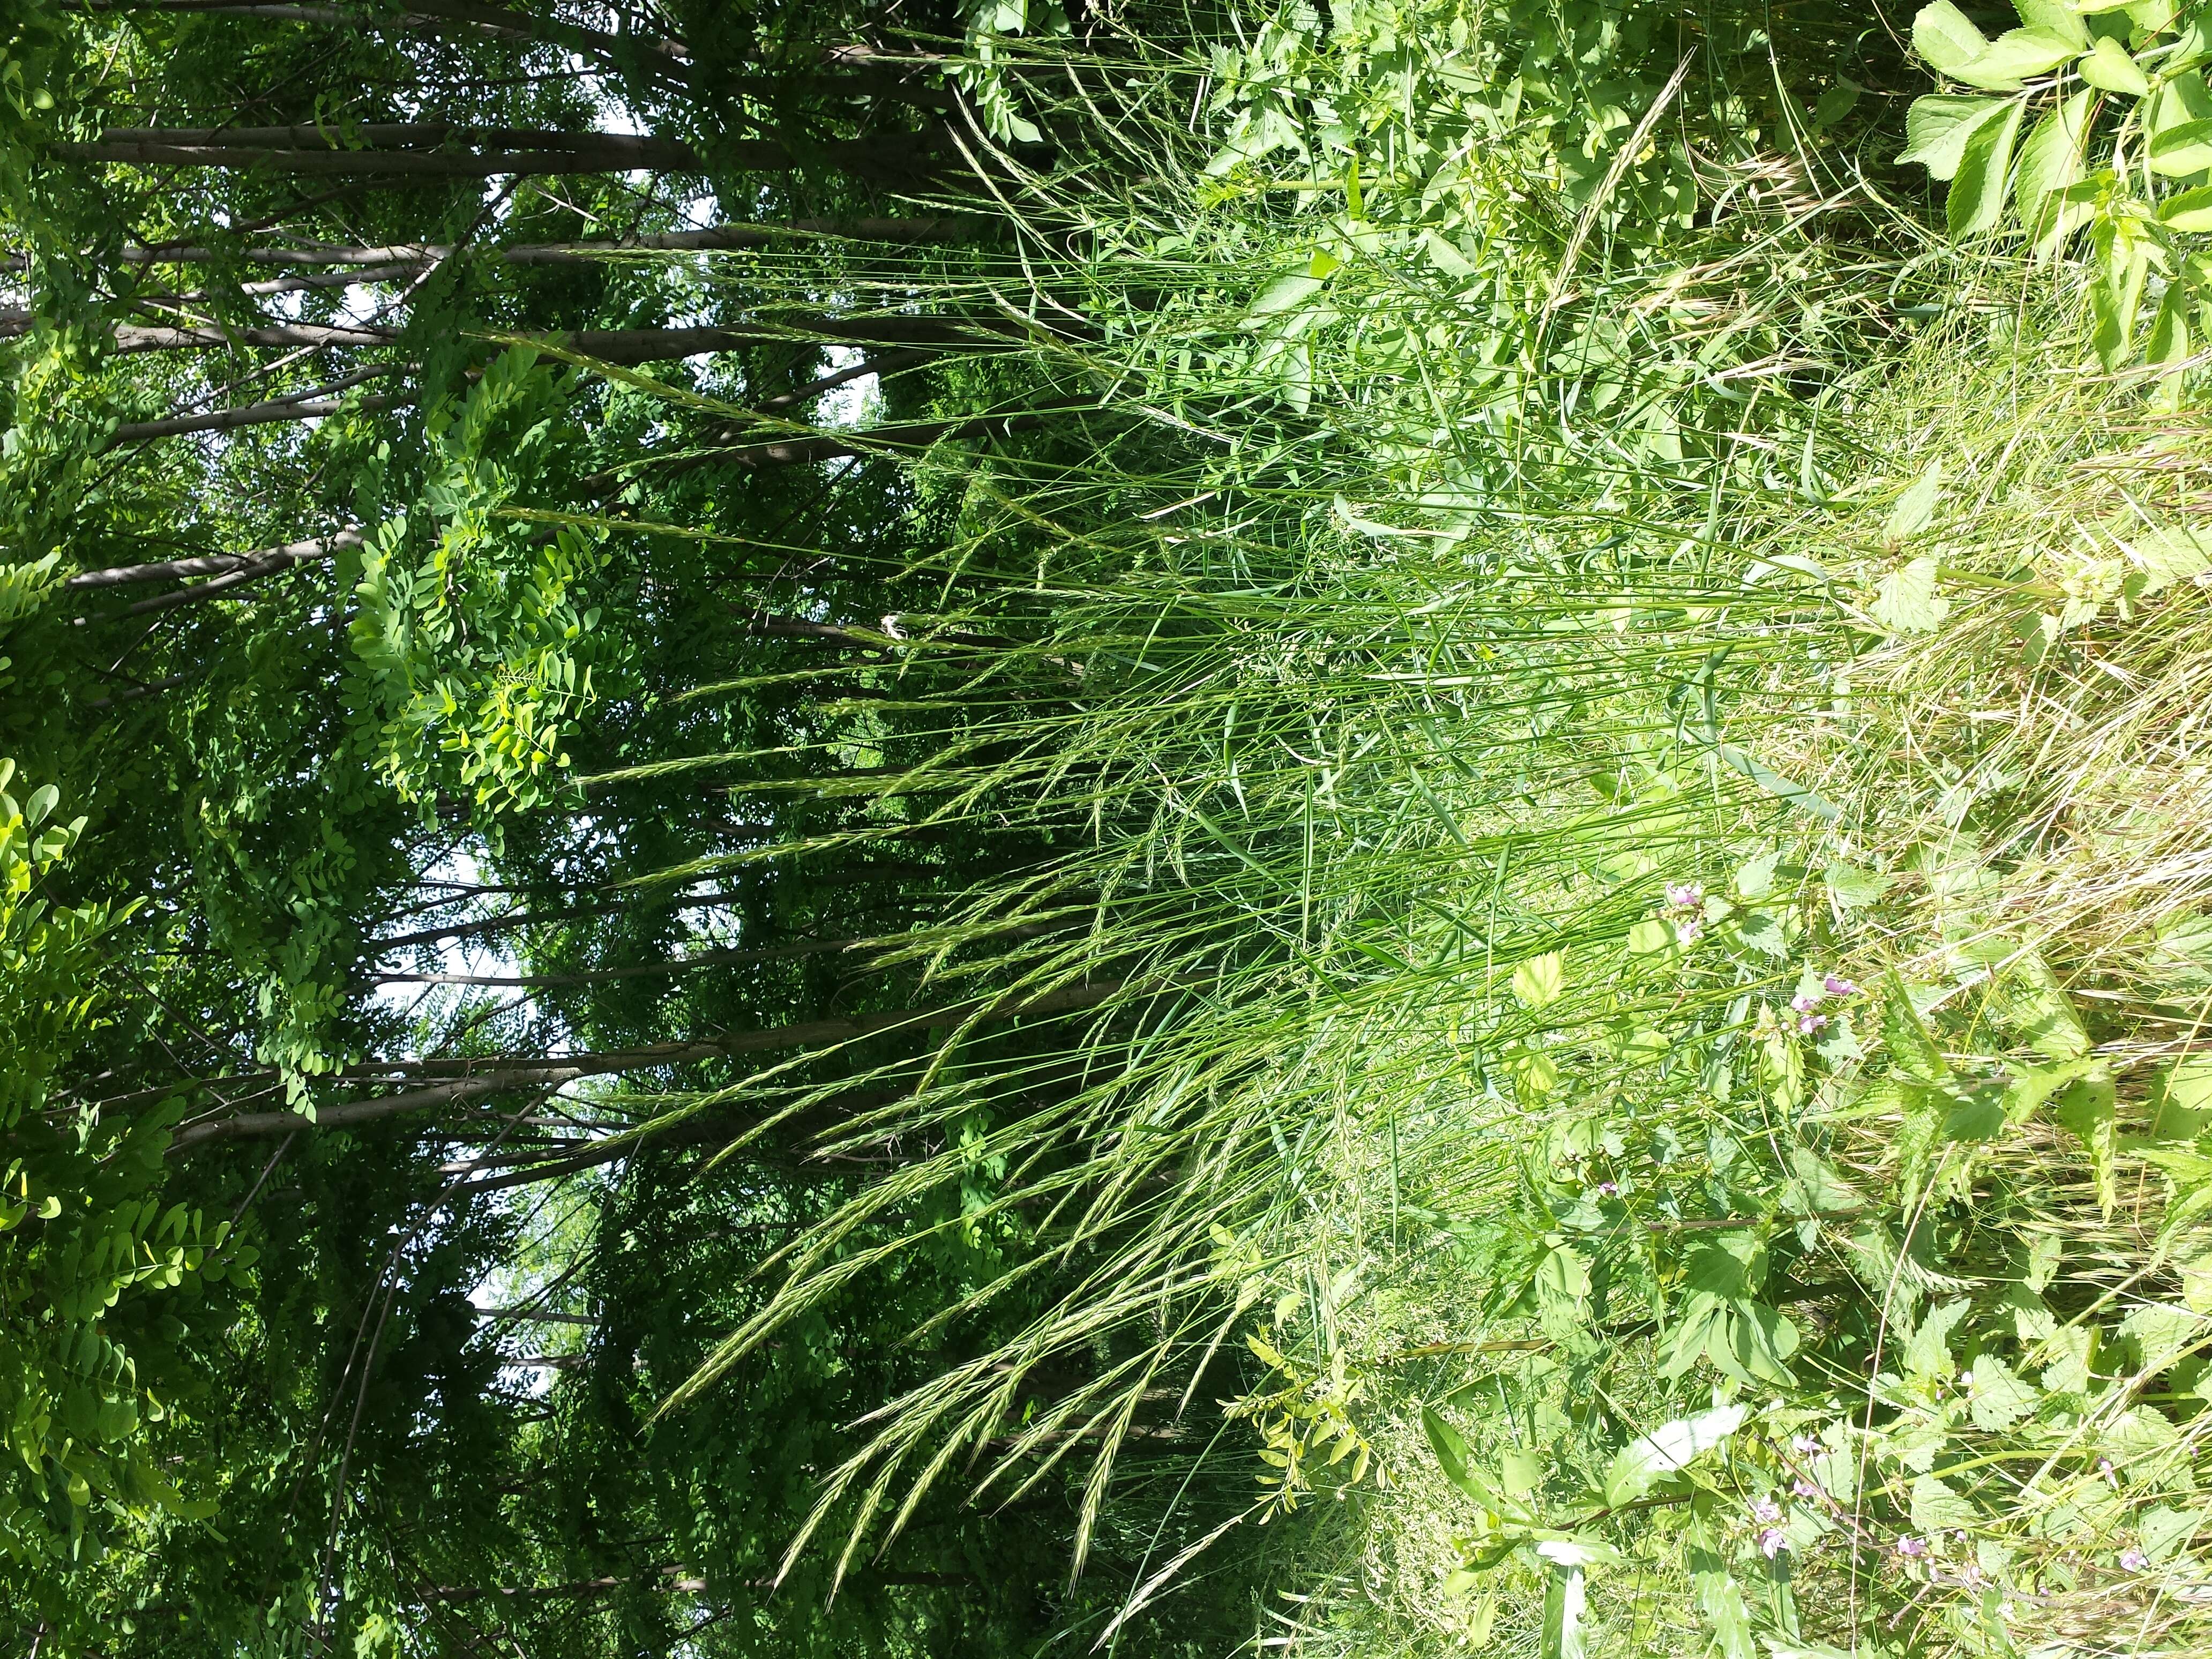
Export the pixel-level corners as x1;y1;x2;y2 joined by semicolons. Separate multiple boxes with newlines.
2079;33;2150;95
2151;116;2212;177
1885;459;1945;540
1603;1402;1747;1506
2158;183;2212;229
1990;953;2089;1058
1245;273;1326;319
1949;96;2027;234
1626;918;1673;954
2128;525;2212;596
1955;28;2082;89
2056;1067;2118;1212
1968;1353;2039;1430
1810;79;1862;131
1735;848;1780;900
1513;951;1566;1008
2014;0;2090;45
1905;1298;1969;1381
1824;860;1893;908
2015;90;2093;231
1423;1403;1481;1498
1909;1472;1978;1531
2149;1055;2212;1140
1873;557;1952;633
1541;1559;1588;1659
1914;0;1991;75
1897;94;2012;181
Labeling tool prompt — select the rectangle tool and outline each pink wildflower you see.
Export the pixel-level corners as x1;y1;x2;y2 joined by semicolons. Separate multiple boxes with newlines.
1665;882;1703;910
2121;1547;2149;1573
1791;992;1822;1014
1791;1478;1821;1500
1824;975;1858;997
1750;1497;1783;1525
1675;917;1703;945
1759;1527;1788;1559
1595;1180;1619;1198
1798;1013;1829;1035
1896;1536;1929;1559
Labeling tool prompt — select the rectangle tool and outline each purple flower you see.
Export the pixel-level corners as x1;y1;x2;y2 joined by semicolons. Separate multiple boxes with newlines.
2099;1457;2118;1486
1824;975;1858;997
1791;992;1823;1014
1759;1527;1788;1559
2121;1546;2149;1573
1790;1433;1822;1458
1791;1478;1822;1500
1675;918;1704;945
1665;882;1704;910
1798;1013;1829;1035
1896;1535;1929;1559
1750;1497;1783;1524
1595;1180;1620;1198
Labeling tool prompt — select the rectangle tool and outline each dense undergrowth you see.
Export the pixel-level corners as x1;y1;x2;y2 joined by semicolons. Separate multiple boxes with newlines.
705;3;2212;1655
9;0;2212;1653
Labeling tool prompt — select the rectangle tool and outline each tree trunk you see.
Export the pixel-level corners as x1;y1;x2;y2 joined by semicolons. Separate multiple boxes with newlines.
59;125;957;181
65;530;363;589
170;978;1122;1148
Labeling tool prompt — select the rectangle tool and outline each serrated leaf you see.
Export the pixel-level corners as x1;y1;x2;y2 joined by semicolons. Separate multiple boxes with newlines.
1949;96;2027;234
1898;94;2013;180
2013;0;2088;47
1955;28;2081;89
1915;0;1991;74
1513;951;1566;1008
2128;526;2212;597
1883;980;1952;1081
2158;182;2212;230
1968;1354;2038;1430
1874;557;1952;634
1910;1472;1978;1531
2080;33;2151;95
2056;1067;2118;1213
1886;460;1946;540
1824;860;1893;908
1603;1403;1748;1506
2015;89;2092;233
2151;116;2212;177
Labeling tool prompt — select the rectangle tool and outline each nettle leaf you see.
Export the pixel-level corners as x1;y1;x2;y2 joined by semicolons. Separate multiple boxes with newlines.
2080;34;2151;96
1885;459;1945;541
1913;1;1990;76
1873;557;1952;634
1603;1402;1747;1506
1948;96;2028;235
2127;526;2212;597
1909;1472;1978;1532
2056;1067;2118;1213
1824;860;1893;908
1897;94;2012;181
1968;1354;2039;1430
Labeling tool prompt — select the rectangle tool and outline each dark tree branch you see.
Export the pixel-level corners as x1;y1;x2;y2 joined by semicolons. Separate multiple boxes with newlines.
66;530;363;591
169;979;1122;1148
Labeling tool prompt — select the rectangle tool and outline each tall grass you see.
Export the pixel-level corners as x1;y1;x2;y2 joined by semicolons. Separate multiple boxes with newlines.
555;5;2212;1652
